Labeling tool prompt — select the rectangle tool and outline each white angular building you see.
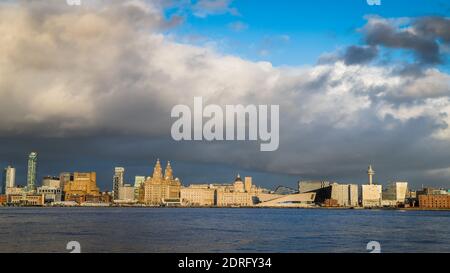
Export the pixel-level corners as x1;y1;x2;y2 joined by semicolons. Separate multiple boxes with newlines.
330;183;359;207
382;182;408;206
362;184;382;207
361;165;382;207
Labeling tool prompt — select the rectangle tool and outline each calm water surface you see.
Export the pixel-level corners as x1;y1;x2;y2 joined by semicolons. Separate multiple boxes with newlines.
0;207;449;253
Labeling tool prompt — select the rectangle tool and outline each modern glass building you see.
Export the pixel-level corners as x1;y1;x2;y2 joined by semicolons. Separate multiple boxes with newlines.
112;167;125;200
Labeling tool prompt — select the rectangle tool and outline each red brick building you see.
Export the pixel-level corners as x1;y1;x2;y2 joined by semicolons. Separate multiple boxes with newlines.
0;195;7;205
419;195;450;209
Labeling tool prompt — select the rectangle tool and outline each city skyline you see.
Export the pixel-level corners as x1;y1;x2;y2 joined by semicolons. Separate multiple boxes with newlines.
0;1;450;190
0;151;446;192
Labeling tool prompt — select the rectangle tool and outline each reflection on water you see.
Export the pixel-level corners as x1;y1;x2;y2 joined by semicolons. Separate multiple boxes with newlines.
0;207;449;253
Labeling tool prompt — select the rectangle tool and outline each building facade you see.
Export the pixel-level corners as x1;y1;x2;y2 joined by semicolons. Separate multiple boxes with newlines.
6;186;25;195
214;175;254;207
329;183;359;207
144;160;181;205
63;172;100;202
419;194;450;209
8;194;44;206
2;166;16;194
112;167;125;200
382;182;408;206
42;176;61;188
37;186;62;203
180;185;215;206
134;176;146;200
118;184;136;202
298;181;331;194
362;185;382;207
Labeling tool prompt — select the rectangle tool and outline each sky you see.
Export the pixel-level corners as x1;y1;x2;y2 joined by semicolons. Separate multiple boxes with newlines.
0;0;449;191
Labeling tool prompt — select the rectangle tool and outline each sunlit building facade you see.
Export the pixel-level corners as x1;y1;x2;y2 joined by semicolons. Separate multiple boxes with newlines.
63;172;100;202
144;160;181;205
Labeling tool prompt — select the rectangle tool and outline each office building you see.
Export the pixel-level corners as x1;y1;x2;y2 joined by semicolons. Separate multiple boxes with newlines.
26;152;38;192
6;186;25;195
63;172;100;203
361;165;382;207
8;194;44;206
118;184;136;202
113;167;125;200
180;185;215;206
362;184;382;207
144;160;181;205
2;166;16;194
382;182;408;206
37;186;62;203
42;176;61;188
419;194;450;209
215;175;254;207
329;183;359;207
134;176;146;200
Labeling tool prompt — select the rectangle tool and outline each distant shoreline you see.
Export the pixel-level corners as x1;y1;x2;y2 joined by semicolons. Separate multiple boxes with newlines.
1;205;450;212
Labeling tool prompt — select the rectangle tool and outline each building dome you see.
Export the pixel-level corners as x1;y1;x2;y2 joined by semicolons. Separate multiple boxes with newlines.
234;174;242;182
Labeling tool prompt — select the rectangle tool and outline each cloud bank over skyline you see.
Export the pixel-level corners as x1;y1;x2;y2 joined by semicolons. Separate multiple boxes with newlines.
0;0;449;189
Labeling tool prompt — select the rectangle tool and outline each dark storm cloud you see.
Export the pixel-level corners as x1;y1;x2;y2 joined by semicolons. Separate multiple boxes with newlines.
363;16;450;64
1;1;450;190
343;45;378;65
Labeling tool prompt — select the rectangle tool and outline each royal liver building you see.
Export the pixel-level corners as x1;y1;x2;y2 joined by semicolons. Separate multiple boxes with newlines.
144;159;181;205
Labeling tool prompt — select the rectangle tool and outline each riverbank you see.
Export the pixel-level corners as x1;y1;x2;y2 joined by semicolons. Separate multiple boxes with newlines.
1;204;450;211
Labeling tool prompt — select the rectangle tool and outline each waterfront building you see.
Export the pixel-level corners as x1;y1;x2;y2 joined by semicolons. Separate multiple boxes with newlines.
42;176;61;188
233;174;245;192
298;180;358;207
216;189;253;207
361;165;382;207
329;183;359;207
215;175;254;207
298;181;331;194
8;194;44;206
37;186;62;203
100;192;112;204
144;160;181;205
180;184;215;206
60;172;72;188
112;167;125;200
6;186;25;195
0;195;6;205
2;166;16;194
63;172;100;203
244;176;252;192
26;152;38;192
134;176;146;200
118;184;136;202
419;194;450;209
362;184;382;207
382;182;408;206
256;192;316;207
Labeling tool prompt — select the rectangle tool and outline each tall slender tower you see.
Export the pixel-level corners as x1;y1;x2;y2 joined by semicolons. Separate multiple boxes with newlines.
113;167;125;200
27;152;38;192
4;166;16;189
367;165;375;185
